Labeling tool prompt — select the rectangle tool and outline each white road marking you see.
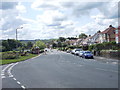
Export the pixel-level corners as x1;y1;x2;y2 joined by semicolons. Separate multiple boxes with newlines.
17;81;21;85
2;62;26;89
2;63;13;72
13;78;16;80
1;74;4;76
1;76;6;79
7;62;18;77
21;85;26;89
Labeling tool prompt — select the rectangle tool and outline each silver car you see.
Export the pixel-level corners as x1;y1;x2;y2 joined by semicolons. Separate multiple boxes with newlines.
78;51;84;57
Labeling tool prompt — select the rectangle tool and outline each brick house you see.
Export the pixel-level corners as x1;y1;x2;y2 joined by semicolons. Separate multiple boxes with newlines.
99;25;116;43
115;26;120;43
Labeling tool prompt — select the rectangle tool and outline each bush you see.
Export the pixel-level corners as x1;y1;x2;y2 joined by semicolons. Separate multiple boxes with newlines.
2;52;19;59
89;41;119;51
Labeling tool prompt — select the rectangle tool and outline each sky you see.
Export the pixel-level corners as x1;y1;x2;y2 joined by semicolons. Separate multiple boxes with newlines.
0;0;119;40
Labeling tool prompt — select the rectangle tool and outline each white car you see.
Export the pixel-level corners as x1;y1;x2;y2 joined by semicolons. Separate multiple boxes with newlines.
74;51;80;55
71;49;76;54
71;48;82;55
78;51;84;57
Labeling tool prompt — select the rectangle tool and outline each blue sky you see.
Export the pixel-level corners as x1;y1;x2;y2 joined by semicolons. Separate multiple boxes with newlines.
0;0;119;40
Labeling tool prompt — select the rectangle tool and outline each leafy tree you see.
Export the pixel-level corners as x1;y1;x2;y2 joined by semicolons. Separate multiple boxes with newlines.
2;39;23;51
58;37;66;42
57;42;62;47
2;40;10;51
34;41;46;49
52;43;57;48
27;42;33;49
79;33;88;39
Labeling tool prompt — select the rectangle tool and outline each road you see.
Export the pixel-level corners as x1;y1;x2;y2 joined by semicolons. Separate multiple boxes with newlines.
1;49;119;89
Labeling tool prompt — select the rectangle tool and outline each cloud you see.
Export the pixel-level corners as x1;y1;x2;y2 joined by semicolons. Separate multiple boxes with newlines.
16;2;26;13
1;1;119;40
0;2;18;10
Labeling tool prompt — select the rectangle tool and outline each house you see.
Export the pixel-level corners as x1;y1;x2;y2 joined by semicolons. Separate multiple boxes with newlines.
82;35;92;46
99;25;116;43
90;31;101;45
115;26;120;43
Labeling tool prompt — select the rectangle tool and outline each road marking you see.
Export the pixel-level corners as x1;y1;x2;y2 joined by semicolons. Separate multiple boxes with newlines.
1;76;6;79
7;62;18;77
2;62;26;89
17;81;21;85
13;78;16;80
1;73;4;76
2;63;13;72
21;85;26;89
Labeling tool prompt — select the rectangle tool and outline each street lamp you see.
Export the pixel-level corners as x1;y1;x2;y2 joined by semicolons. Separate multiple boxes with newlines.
16;27;23;50
16;27;23;41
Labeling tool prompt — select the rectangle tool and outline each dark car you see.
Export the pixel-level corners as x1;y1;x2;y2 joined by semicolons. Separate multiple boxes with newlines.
82;51;94;59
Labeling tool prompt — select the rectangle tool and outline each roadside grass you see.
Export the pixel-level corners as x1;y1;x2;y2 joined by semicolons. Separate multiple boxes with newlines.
0;53;38;65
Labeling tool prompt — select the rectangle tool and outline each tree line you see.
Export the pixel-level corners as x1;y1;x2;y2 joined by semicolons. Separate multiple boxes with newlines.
1;39;46;52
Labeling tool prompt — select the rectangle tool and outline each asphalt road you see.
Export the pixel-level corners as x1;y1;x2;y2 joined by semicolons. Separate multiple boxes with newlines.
1;49;119;89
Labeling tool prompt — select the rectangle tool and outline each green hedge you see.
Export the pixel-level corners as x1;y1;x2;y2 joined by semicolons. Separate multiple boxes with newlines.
89;41;119;51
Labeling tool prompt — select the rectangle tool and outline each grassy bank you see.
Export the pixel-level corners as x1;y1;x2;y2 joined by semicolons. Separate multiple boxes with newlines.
0;53;38;65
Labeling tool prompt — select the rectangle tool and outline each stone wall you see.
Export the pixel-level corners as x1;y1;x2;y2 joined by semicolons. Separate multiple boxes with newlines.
94;50;120;60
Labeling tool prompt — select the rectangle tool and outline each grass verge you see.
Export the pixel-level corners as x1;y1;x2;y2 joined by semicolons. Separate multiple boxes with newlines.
0;53;38;65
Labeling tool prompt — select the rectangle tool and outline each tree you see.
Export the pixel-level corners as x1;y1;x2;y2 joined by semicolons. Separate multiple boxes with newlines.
34;41;46;49
52;43;57;48
27;42;33;49
58;37;66;42
2;39;23;51
57;42;62;47
79;33;88;39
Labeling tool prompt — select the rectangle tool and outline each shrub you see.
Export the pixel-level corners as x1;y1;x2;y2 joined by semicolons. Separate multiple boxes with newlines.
2;52;19;59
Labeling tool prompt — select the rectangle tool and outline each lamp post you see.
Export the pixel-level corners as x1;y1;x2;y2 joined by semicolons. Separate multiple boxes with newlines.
16;27;23;41
16;27;23;50
15;27;23;57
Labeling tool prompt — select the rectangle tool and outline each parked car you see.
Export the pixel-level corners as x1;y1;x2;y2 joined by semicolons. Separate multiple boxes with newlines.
71;49;76;54
66;49;71;53
78;51;84;57
71;48;82;55
74;51;80;56
82;51;94;59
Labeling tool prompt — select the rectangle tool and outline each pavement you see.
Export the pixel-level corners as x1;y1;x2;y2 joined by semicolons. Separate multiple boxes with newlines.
1;49;119;89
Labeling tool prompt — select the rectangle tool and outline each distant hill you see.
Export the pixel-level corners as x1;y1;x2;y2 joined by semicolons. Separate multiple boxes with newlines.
20;40;36;44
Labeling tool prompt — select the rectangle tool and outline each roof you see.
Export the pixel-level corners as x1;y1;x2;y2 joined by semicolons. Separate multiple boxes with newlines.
101;26;116;34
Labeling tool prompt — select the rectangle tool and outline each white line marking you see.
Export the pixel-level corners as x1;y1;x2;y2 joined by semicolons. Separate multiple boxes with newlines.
1;74;4;76
1;76;6;79
2;63;13;72
21;85;26;89
13;78;16;80
7;62;18;77
17;81;21;85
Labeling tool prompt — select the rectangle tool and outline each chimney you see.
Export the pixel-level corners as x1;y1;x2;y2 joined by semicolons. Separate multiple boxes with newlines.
97;30;101;33
89;35;91;37
109;25;113;27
